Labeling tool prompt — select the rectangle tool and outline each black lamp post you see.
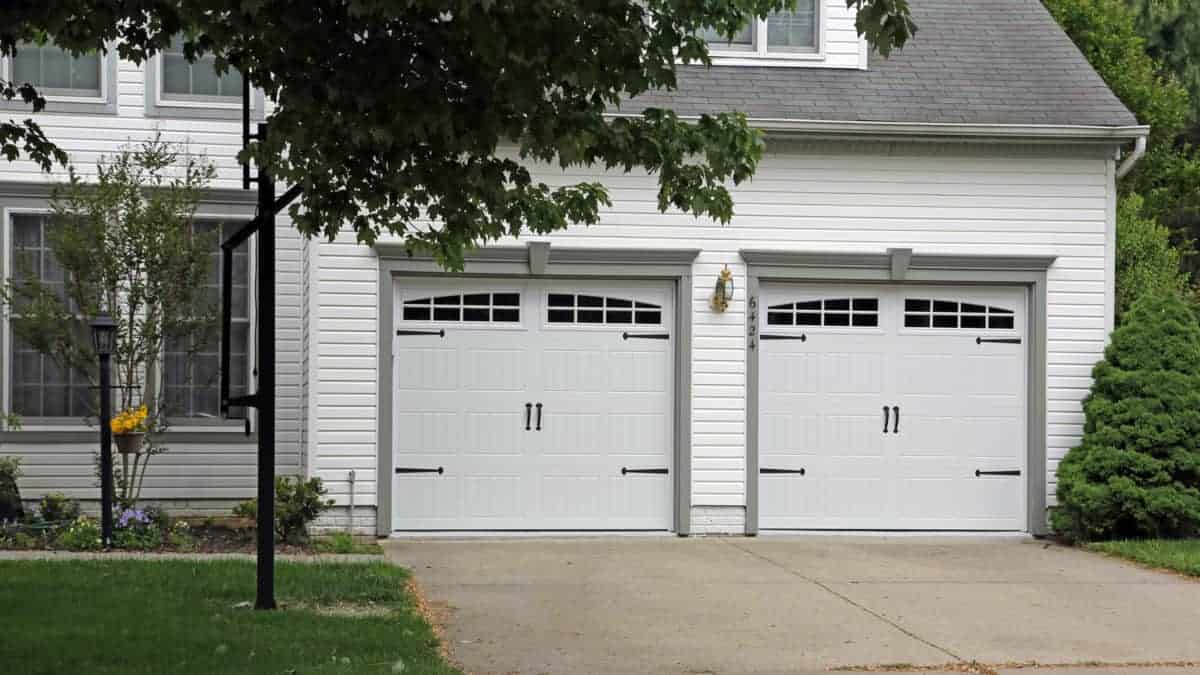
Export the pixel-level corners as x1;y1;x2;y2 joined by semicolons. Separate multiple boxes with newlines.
90;312;116;547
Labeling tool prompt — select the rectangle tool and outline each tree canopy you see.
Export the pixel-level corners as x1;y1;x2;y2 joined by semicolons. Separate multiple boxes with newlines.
1046;0;1200;267
0;1;916;268
1125;0;1200;135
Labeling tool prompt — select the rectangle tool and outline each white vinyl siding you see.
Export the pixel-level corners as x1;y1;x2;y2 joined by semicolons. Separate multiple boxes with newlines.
11;436;275;513
0;52;300;508
0;39;1119;533
313;140;1114;532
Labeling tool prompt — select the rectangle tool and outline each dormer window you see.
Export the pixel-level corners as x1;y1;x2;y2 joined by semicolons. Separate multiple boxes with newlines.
700;4;820;57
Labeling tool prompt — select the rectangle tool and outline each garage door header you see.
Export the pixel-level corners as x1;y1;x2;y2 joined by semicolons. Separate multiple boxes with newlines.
741;249;1057;282
374;241;700;276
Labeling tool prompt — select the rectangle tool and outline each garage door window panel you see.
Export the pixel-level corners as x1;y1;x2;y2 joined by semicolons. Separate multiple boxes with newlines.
766;297;878;328
402;292;521;323
904;298;1016;331
547;294;662;326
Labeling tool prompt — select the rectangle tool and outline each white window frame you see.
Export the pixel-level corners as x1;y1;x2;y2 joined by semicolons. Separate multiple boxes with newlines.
0;42;109;105
705;1;825;64
152;42;243;111
0;207;256;429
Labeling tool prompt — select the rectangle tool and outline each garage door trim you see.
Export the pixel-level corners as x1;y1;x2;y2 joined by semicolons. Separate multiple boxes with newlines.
743;249;1054;536
375;244;699;535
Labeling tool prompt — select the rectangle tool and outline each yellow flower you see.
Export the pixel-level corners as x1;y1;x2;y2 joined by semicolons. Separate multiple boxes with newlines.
110;404;149;434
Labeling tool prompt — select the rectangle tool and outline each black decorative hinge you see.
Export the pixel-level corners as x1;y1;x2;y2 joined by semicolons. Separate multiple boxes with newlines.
622;332;669;340
975;469;1021;477
397;329;445;337
760;334;807;341
760;468;806;475
621;467;669;475
395;467;445;475
976;337;1021;344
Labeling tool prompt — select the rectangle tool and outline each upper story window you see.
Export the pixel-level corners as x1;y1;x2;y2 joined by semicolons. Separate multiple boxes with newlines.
700;3;820;57
160;35;243;102
6;39;102;99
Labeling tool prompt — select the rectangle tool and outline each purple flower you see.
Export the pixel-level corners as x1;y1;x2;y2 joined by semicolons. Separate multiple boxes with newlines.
116;508;150;529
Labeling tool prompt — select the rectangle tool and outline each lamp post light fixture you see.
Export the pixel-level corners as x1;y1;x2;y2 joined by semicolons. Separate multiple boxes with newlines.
90;312;117;547
711;265;735;312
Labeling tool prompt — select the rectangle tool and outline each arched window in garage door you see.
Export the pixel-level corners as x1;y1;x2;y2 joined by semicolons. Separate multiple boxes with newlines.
401;292;521;322
903;299;1015;329
547;294;662;325
766;298;879;327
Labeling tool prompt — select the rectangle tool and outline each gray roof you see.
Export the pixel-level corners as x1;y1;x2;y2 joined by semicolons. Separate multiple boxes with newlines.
630;0;1138;128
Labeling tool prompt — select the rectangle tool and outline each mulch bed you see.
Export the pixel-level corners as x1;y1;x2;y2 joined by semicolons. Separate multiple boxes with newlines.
177;517;311;554
1;516;356;555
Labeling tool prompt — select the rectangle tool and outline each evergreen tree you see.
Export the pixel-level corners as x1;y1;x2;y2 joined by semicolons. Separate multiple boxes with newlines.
1052;290;1200;540
1115;193;1191;320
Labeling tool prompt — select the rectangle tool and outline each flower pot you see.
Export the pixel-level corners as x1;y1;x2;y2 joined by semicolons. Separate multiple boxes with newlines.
114;432;145;455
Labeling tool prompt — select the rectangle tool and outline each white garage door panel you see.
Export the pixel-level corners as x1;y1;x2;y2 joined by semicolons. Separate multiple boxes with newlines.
759;284;1026;531
392;279;674;531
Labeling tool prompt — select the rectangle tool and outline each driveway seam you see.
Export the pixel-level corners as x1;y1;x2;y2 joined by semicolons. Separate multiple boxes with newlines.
724;540;966;664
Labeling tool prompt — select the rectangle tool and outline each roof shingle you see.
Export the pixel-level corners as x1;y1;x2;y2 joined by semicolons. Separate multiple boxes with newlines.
629;0;1138;127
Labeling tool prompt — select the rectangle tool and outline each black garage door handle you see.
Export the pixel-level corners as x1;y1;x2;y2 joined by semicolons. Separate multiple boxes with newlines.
622;467;668;475
395;467;444;475
976;469;1021;477
760;468;806;475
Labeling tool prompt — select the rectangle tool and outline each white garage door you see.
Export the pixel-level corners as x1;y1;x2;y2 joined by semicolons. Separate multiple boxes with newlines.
391;278;674;531
758;284;1027;531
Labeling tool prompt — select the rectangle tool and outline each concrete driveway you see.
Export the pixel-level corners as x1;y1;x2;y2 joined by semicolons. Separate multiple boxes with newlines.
385;536;1200;674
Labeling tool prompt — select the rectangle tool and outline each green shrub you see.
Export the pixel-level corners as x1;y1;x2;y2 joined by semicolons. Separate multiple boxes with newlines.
231;498;255;520
166;520;195;550
112;507;163;550
329;531;355;554
233;476;334;544
1115;193;1191;321
1;531;38;549
0;456;22;522
113;525;162;550
37;493;82;526
55;516;103;551
1052;290;1200;540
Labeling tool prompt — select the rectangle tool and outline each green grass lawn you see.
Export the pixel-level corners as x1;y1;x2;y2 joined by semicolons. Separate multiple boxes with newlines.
1088;539;1200;577
0;559;460;675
